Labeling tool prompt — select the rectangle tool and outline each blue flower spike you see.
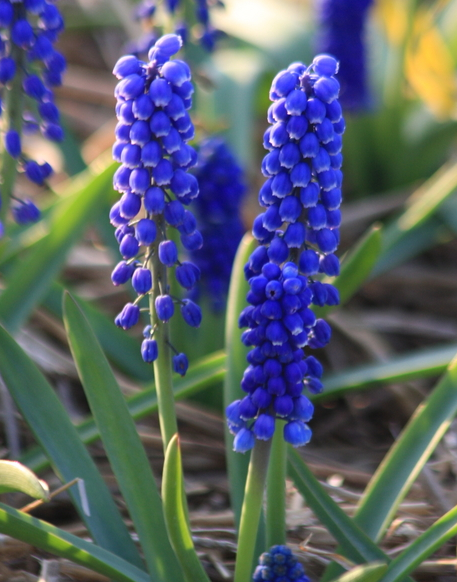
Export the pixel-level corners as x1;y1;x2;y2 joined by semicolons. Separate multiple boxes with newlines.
227;56;344;453
190;137;247;310
111;34;201;373
317;0;374;110
253;545;310;582
0;0;66;231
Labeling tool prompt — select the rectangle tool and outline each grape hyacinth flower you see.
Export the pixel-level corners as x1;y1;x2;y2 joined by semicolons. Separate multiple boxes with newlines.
131;0;222;55
227;55;344;452
191;137;246;311
253;546;310;582
317;0;374;110
0;0;66;232
111;33;202;372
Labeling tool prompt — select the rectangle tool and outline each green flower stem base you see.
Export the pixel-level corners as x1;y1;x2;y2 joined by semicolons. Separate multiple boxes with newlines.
148;215;178;453
266;424;286;547
234;439;272;582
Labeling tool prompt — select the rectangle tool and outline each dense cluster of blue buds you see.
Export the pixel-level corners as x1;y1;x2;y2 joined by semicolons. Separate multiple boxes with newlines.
0;0;65;231
131;0;222;56
110;33;203;375
253;546;310;582
317;0;373;110
191;137;246;310
226;55;344;452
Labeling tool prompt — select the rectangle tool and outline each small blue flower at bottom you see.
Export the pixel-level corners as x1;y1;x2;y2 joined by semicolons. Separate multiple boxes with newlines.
253;545;310;582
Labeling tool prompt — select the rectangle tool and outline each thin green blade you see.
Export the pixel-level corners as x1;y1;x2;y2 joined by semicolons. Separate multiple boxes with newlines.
0;460;49;499
0;325;144;568
0;503;151;582
287;449;387;565
63;292;184;582
330;563;388;582
162;434;211;582
354;350;457;541
22;350;226;474
315;224;382;319
0;159;116;333
224;233;258;528
381;504;457;582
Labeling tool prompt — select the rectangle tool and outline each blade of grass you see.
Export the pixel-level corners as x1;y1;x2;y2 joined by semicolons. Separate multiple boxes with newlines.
21;350;226;473
354;351;457;540
373;160;457;277
323;350;457;580
320;342;457;401
315;224;382;319
162;434;211;582
224;233;258;528
288;449;388;564
63;292;184;582
330;563;388;582
0;461;49;499
0;324;144;568
0;159;116;333
0;503;151;582
43;281;151;382
381;503;457;582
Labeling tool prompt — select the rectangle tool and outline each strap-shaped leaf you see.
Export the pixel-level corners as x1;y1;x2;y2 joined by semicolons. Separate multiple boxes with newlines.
0;503;151;582
0;159;116;333
0;460;49;499
162;434;211;582
321;342;457;400
323;350;457;580
330;562;387;582
381;503;457;582
224;233;258;527
22;350;226;473
0;324;144;569
315;224;382;319
63;292;183;582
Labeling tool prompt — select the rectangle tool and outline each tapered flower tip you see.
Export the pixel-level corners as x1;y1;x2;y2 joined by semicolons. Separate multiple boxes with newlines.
254;545;310;582
233;427;255;453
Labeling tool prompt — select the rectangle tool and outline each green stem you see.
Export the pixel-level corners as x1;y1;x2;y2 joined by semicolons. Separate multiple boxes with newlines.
147;215;178;453
1;4;26;224
266;423;286;547
234;439;272;582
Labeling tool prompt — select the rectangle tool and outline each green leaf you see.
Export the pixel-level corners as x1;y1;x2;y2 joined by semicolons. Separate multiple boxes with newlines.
320;342;457;401
162;434;211;582
381;504;457;582
0;503;151;582
354;350;457;541
22;350;226;473
373;160;457;276
223;233;258;528
0;324;144;569
0;460;49;499
330;563;388;582
287;449;386;565
0;159;116;333
315;224;382;318
323;349;457;580
43;281;152;382
63;292;183;582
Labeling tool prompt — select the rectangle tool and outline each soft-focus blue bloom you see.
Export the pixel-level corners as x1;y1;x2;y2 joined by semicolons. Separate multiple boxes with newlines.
227;55;344;452
253;545;310;582
112;34;201;373
190;137;247;310
132;0;223;53
317;0;374;110
0;0;66;231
